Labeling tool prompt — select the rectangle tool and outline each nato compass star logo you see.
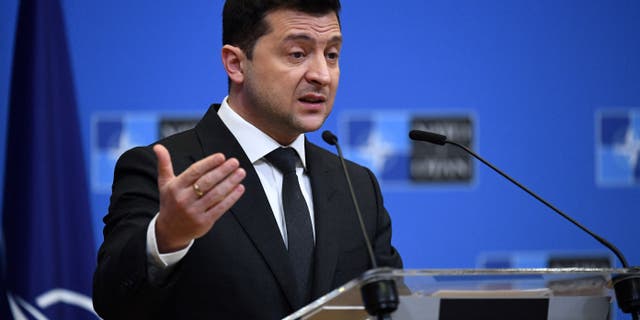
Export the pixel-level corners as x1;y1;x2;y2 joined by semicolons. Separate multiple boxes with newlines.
7;289;98;319
596;109;640;186
91;114;158;193
91;113;199;193
340;113;411;184
339;111;474;188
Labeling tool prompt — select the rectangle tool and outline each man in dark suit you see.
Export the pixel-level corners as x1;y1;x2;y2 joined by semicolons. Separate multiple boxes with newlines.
93;1;402;319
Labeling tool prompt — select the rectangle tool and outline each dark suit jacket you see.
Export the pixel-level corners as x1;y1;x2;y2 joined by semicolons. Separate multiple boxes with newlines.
93;104;402;319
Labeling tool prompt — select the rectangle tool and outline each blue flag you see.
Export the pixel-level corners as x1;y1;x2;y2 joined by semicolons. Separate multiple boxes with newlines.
1;0;98;318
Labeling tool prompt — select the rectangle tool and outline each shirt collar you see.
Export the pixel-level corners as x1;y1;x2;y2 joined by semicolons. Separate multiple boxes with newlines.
217;96;307;167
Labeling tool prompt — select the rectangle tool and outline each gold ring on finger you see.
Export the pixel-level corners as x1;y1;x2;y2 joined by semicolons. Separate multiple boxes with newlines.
193;183;204;198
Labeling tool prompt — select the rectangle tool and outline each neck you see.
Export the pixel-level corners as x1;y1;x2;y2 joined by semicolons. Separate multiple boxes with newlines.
226;95;299;146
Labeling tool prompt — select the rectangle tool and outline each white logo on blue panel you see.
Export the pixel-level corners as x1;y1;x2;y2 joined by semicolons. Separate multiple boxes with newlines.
339;111;474;187
340;113;411;183
596;109;640;186
91;113;200;192
91;114;159;193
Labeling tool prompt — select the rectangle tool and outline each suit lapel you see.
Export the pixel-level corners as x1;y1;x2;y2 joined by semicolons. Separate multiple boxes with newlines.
306;142;343;299
194;105;301;309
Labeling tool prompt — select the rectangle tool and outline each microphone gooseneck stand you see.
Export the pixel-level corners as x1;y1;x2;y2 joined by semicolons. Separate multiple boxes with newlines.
322;131;399;320
409;129;640;319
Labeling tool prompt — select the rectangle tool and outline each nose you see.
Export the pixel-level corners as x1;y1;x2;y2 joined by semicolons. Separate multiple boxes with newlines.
305;54;332;87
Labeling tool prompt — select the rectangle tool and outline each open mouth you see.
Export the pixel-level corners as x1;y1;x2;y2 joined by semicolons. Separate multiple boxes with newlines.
299;94;326;104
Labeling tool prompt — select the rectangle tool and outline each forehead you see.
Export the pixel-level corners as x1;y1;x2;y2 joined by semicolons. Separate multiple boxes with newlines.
263;9;342;41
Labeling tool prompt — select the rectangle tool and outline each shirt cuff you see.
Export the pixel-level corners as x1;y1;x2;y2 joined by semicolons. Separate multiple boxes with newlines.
146;213;194;268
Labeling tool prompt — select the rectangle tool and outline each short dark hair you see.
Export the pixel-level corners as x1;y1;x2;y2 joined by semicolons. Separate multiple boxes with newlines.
223;0;341;59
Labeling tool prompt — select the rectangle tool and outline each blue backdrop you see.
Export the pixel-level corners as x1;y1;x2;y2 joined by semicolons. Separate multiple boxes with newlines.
1;0;639;298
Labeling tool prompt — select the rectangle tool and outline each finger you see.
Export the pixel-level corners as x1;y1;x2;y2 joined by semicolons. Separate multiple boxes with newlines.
192;158;241;195
153;144;175;188
196;167;246;209
176;153;227;188
204;184;246;223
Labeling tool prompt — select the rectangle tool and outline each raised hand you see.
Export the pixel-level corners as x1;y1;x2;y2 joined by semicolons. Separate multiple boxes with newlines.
153;144;246;253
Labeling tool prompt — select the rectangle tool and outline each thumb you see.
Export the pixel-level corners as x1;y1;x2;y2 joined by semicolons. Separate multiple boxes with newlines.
153;144;175;188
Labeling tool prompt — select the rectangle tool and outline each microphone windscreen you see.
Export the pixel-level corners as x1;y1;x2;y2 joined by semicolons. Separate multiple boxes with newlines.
322;130;338;145
409;130;447;145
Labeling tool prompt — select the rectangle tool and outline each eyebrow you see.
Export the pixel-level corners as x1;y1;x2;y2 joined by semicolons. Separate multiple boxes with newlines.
283;33;343;46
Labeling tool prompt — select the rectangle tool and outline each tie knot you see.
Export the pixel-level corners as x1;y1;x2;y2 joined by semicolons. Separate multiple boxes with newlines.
265;147;299;174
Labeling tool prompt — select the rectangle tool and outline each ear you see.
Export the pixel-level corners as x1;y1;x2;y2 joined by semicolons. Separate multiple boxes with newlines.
221;45;246;85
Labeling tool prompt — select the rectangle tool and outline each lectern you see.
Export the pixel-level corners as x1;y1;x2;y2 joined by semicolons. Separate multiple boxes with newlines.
285;268;639;320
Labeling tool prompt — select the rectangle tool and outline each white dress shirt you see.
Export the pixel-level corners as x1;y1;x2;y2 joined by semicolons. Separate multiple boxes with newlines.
146;97;316;272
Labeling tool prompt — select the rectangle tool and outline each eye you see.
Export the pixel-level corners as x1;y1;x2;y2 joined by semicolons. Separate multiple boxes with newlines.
290;51;306;59
327;52;339;61
326;50;340;64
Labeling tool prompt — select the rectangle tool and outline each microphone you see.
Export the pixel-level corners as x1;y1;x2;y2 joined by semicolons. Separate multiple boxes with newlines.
409;129;628;267
409;129;640;318
322;130;399;319
408;130;446;145
322;130;377;269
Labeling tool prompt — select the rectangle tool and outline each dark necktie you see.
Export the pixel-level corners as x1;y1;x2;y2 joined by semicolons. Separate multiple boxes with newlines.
265;147;314;303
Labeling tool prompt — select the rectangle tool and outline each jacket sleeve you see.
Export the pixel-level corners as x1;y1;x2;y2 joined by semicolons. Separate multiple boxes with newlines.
92;146;179;319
